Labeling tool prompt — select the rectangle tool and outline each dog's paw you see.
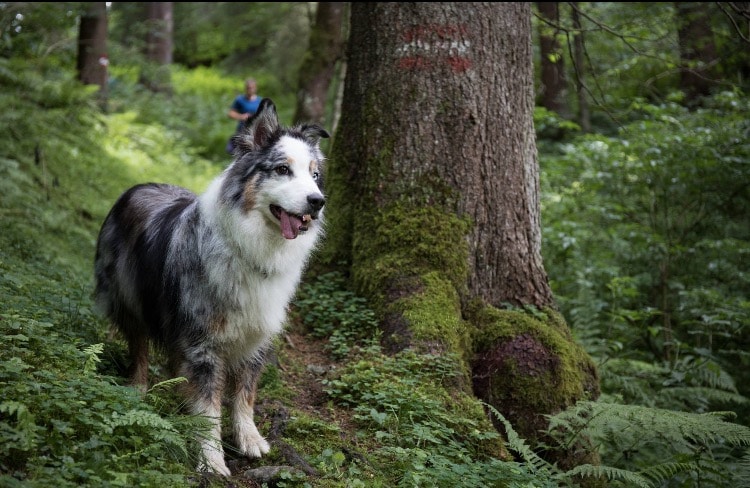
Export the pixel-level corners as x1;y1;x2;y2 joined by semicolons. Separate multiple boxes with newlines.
236;427;271;458
197;454;231;477
197;439;231;476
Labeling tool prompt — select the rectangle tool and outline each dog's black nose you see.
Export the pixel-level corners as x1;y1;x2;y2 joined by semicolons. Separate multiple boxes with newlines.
307;194;325;212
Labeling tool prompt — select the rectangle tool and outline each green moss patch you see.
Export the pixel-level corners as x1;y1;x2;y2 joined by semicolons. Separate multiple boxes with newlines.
468;304;600;439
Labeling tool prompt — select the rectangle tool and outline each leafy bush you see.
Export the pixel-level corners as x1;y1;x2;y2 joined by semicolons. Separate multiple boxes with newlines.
294;272;380;360
0;316;196;487
322;347;547;487
539;90;750;484
541;91;750;391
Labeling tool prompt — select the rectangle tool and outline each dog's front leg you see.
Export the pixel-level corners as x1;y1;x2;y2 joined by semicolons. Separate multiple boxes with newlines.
232;355;271;458
181;354;231;476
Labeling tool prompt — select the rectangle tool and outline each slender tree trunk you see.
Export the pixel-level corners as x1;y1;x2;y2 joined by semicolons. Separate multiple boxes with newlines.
293;2;348;125
536;2;569;117
77;2;108;107
146;2;173;64
571;2;590;132
140;2;173;93
675;2;718;103
324;2;599;469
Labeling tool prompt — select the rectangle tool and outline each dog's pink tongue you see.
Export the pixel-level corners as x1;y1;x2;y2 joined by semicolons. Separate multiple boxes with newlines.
279;210;303;240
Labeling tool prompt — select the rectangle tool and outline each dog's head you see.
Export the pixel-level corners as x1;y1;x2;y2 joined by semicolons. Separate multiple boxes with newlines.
220;99;330;240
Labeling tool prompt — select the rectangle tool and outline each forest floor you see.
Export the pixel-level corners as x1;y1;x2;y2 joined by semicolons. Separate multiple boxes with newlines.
195;320;360;487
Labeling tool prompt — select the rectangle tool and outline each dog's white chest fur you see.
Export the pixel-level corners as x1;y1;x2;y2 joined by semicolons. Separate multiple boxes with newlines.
198;178;320;362
212;263;301;361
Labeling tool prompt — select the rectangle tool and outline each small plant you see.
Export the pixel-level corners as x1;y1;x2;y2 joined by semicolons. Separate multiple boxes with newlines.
293;272;380;360
323;347;548;487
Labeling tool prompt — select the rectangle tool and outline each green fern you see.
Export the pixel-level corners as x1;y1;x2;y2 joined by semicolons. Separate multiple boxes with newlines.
547;401;750;486
108;408;180;432
147;376;188;393
483;402;557;476
485;400;750;487
563;464;653;487
82;342;103;375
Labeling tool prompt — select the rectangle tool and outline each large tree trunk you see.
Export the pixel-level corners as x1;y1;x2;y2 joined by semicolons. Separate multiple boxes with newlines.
77;2;108;107
324;2;599;469
293;2;347;126
140;2;173;93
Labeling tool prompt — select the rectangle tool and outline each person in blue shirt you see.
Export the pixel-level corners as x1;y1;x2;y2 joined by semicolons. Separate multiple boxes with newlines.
226;78;263;153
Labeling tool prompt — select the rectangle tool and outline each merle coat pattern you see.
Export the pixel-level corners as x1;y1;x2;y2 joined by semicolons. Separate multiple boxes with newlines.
94;99;328;475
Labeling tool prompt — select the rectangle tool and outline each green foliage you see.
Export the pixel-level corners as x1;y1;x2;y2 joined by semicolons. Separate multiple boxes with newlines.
0;315;196;487
0;50;222;487
543;401;750;487
541;90;750;387
294;272;380;360
486;400;750;488
533;3;750;133
322;347;546;487
3;4;750;487
540;90;750;485
0;3;80;62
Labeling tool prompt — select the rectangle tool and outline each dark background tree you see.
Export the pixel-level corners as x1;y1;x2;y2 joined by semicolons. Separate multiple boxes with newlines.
536;2;569;118
570;2;590;132
324;2;599;468
76;2;108;105
140;2;173;93
293;2;347;125
675;2;719;104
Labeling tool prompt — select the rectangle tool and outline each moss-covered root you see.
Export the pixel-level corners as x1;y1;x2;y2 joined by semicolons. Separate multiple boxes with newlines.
468;304;601;469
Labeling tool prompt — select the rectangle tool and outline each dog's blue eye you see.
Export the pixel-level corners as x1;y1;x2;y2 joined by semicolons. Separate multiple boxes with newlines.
275;166;290;176
312;171;320;180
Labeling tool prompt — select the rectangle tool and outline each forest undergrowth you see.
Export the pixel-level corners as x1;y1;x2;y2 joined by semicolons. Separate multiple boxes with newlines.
2;62;750;488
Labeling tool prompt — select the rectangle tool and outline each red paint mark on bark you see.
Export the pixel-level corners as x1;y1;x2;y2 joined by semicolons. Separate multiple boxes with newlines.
445;56;472;73
397;24;472;73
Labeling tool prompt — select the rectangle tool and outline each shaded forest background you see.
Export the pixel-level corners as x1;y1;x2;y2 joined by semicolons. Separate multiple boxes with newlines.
1;2;750;487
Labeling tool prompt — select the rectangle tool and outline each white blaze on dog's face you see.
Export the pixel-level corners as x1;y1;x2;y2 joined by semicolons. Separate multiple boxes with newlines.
258;135;325;240
212;99;328;244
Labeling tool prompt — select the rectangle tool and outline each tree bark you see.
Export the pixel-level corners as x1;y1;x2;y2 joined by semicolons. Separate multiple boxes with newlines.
324;1;599;468
293;2;348;125
77;2;108;106
675;2;719;103
140;2;173;93
536;2;569;117
571;2;590;132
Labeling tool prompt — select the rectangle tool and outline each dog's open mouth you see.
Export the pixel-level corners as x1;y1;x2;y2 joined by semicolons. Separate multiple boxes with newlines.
270;205;312;240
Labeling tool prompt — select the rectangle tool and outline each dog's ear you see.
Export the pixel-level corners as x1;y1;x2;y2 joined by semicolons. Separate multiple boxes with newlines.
299;123;330;142
242;98;280;149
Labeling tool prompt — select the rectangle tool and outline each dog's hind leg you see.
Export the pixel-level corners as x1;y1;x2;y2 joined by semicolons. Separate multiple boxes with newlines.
231;353;271;459
127;332;149;394
115;309;149;393
180;352;231;476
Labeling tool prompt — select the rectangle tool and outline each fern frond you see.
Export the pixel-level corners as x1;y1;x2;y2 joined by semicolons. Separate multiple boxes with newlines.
554;401;750;449
640;461;698;485
735;451;750;486
147;376;188;393
656;386;748;408
560;464;653;488
666;355;736;392
108;409;178;432
483;402;557;475
82;342;104;374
